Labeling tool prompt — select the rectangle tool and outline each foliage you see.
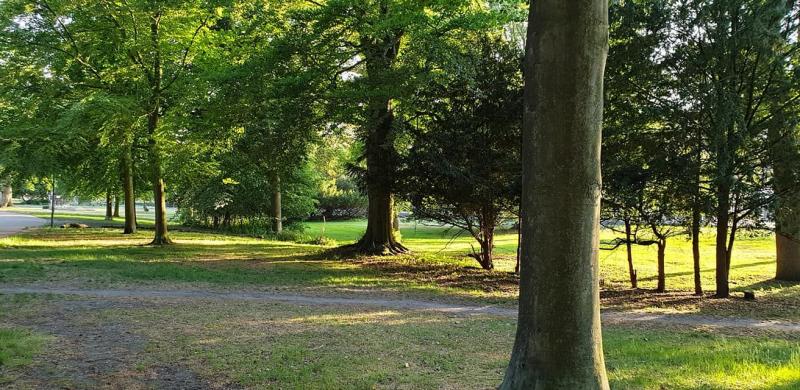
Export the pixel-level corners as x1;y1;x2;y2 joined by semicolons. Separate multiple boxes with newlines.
400;37;522;270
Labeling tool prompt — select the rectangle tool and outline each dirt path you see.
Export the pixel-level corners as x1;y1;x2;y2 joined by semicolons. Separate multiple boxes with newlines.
2;286;799;333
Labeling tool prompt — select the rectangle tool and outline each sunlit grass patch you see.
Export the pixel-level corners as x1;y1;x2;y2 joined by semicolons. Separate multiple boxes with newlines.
0;327;50;384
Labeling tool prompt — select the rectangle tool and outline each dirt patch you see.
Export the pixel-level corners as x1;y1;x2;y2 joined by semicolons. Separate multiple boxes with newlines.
1;298;214;389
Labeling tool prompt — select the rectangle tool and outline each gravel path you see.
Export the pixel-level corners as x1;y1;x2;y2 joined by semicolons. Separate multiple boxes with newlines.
2;286;798;333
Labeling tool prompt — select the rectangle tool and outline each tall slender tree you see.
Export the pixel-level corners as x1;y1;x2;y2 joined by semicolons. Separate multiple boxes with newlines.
501;1;610;388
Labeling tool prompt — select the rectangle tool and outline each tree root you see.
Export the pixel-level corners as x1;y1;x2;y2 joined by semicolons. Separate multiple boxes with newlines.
341;239;410;256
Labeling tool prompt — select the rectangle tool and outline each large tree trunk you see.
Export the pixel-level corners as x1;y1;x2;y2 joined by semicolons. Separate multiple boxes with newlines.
148;134;171;245
656;239;666;293
624;217;637;289
714;184;731;298
122;145;137;235
771;126;800;281
501;1;610;388
114;194;120;218
272;174;282;234
1;185;12;208
351;8;407;255
147;11;171;246
105;191;113;221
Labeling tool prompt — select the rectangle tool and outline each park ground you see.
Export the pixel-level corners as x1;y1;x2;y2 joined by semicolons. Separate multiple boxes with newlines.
0;207;799;389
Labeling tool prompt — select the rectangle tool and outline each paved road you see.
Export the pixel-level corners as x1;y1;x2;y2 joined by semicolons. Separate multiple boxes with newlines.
2;286;798;333
0;211;46;237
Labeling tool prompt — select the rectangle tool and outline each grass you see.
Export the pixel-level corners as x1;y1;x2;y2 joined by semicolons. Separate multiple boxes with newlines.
0;327;49;384
0;211;798;319
85;298;800;389
0;211;798;388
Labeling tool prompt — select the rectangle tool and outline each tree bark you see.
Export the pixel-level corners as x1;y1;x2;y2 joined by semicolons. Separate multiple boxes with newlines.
272;174;282;234
122;144;137;235
1;185;12;208
692;127;704;295
147;11;171;246
714;183;731;298
624;217;637;289
656;239;666;293
114;194;120;218
105;190;113;221
692;199;703;295
771;126;800;281
472;217;495;270
501;1;610;388
352;6;407;255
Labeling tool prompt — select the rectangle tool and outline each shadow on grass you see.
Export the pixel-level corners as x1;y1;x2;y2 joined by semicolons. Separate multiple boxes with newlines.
637;259;775;282
0;231;521;302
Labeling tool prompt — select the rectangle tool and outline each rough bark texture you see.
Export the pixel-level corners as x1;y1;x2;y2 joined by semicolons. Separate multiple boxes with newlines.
771;126;800;281
122;145;137;235
272;174;282;234
105;191;113;221
501;1;610;388
1;185;12;208
352;16;407;255
114;195;121;218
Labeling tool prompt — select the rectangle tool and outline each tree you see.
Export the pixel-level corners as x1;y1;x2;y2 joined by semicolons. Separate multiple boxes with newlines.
401;38;522;270
501;0;610;388
773;124;800;280
667;0;799;297
0;0;227;245
286;0;510;254
602;0;671;290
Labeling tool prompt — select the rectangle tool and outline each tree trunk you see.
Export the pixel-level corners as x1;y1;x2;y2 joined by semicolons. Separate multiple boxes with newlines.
50;176;55;228
122;145;137;234
692;200;703;295
272;174;282;234
1;185;12;208
147;11;171;246
114;195;120;218
149;135;171;245
474;219;495;270
656;239;666;293
501;1;610;388
352;12;407;255
624;217;637;289
770;126;800;281
105;191;113;221
715;184;731;298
